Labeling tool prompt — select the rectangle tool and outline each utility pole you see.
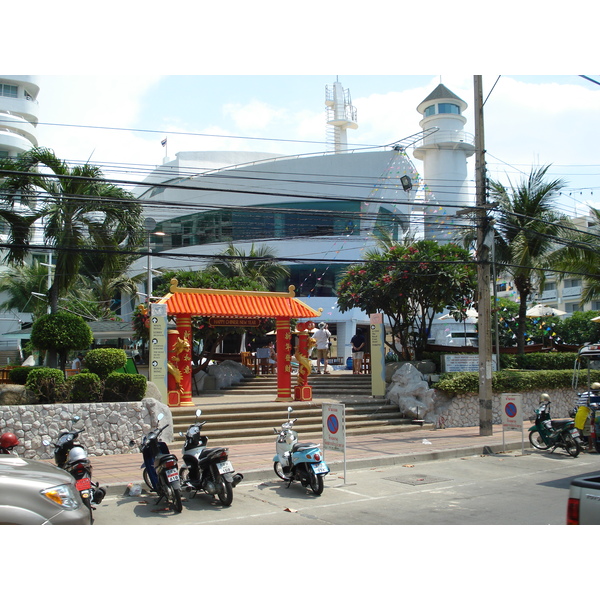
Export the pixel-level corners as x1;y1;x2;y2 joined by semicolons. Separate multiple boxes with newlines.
474;75;493;436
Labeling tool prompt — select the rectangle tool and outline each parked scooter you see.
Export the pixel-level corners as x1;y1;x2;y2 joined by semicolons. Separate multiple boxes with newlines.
43;415;106;521
178;409;243;507
139;413;183;513
529;394;582;457
273;406;329;495
0;432;19;455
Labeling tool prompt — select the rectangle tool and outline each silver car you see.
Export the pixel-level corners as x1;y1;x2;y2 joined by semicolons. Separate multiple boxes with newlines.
0;455;92;525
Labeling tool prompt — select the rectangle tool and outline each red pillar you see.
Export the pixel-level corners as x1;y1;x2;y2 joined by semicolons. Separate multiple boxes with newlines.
275;317;292;401
176;314;194;407
294;321;314;401
167;329;181;407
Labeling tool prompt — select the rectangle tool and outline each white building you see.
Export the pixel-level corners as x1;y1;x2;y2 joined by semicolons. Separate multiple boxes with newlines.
131;80;478;359
0;76;39;158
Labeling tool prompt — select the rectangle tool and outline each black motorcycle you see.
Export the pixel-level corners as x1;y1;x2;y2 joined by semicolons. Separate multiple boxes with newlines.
529;397;581;457
140;413;183;513
43;415;106;522
179;409;243;507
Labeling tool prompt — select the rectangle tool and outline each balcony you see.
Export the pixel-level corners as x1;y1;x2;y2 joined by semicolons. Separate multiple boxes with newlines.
563;285;582;298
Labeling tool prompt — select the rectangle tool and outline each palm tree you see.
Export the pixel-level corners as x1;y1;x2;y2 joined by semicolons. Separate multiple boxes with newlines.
0;147;144;314
0;260;50;320
545;207;600;305
490;165;569;353
208;242;290;290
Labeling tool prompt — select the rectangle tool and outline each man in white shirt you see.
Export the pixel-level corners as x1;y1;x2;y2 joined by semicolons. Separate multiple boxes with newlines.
311;322;331;374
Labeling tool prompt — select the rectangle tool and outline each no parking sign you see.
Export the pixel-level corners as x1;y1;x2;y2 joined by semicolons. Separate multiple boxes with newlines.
322;403;345;452
501;393;523;431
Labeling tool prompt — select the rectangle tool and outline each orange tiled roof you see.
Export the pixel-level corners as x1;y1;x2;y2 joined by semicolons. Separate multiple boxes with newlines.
157;280;321;319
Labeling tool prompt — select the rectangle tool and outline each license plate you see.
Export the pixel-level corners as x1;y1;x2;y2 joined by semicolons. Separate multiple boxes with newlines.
311;462;329;474
75;477;91;491
217;460;234;474
166;468;179;482
571;429;580;438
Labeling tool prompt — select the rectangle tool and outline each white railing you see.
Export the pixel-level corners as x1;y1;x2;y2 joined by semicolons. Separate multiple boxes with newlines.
414;130;475;148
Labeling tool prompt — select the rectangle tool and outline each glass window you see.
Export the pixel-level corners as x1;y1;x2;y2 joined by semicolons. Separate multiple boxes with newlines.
424;105;435;117
0;84;18;98
564;279;581;288
438;103;460;114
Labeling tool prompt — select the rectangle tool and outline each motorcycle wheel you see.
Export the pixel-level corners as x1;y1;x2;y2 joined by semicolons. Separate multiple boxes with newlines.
309;472;324;496
273;462;290;481
160;476;183;513
143;468;155;492
216;475;233;507
564;434;581;458
529;430;551;450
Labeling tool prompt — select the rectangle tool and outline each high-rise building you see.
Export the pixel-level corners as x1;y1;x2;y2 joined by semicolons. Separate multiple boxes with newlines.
0;76;40;158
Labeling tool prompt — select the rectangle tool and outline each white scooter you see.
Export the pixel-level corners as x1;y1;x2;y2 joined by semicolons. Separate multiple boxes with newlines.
273;406;329;496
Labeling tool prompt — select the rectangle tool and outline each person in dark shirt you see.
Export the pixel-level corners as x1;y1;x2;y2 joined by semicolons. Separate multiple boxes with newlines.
351;330;366;375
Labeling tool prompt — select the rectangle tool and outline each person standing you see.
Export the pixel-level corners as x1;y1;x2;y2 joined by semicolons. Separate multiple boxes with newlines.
71;353;84;372
351;329;366;375
312;322;331;374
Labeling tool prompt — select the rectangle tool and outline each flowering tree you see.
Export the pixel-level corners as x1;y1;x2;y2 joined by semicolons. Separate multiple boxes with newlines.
337;240;477;360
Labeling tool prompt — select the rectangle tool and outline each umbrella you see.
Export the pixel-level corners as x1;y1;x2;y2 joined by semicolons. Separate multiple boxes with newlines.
525;304;566;317
438;308;478;321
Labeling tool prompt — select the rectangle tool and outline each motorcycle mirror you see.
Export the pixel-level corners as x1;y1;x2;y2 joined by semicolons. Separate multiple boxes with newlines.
179;432;184;437
128;440;136;447
42;439;50;447
73;416;81;423
287;407;293;414
196;409;202;417
157;413;164;421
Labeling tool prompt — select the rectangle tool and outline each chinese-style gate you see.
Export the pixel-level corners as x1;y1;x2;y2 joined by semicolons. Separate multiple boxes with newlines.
156;279;321;404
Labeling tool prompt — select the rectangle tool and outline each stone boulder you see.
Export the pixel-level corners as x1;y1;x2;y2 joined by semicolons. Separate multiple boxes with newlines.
386;362;435;420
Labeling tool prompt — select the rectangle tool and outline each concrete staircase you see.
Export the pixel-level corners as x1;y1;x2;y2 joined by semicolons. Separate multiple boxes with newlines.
169;373;432;447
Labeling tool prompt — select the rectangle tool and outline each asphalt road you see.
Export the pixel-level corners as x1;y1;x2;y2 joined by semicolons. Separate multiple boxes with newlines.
91;448;600;525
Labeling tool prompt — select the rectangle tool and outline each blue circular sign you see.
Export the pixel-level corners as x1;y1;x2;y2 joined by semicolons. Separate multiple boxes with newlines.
327;414;339;434
505;402;517;418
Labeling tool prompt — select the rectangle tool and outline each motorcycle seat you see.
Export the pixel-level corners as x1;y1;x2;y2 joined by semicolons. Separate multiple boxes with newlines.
292;442;319;452
551;419;572;427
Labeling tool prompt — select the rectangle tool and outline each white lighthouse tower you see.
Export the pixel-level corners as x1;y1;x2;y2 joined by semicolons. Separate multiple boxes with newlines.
325;80;358;153
413;84;475;242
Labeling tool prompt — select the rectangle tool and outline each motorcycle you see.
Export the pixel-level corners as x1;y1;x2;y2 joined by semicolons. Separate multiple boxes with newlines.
43;415;106;521
273;406;329;495
139;413;183;513
0;431;19;455
529;395;582;457
178;409;243;507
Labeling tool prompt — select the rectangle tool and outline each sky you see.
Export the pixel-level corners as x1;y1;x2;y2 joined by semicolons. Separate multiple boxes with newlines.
26;73;600;219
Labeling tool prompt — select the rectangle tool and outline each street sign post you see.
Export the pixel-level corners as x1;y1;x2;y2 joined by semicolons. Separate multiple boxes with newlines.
322;402;348;484
501;393;524;454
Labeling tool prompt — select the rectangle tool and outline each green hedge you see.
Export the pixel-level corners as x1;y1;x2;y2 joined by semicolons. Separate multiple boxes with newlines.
25;368;66;404
9;366;38;385
103;373;147;403
434;368;600;395
84;348;127;379
67;372;102;403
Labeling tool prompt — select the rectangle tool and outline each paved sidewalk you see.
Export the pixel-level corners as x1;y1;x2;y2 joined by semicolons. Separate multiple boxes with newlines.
86;423;528;495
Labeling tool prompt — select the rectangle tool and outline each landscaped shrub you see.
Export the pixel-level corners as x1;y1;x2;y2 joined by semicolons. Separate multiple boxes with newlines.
434;368;600;396
25;368;66;404
513;352;577;371
84;348;127;379
103;373;146;402
9;366;38;385
67;372;102;403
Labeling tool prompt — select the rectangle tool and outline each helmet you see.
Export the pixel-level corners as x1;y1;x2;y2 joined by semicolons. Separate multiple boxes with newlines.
67;446;87;463
592;382;600;390
0;432;19;449
540;393;550;402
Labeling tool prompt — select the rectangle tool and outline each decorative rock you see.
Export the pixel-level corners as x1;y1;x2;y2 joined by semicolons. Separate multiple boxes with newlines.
387;363;435;420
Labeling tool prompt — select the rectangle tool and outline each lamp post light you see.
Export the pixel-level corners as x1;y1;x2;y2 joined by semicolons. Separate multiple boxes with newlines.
143;217;165;303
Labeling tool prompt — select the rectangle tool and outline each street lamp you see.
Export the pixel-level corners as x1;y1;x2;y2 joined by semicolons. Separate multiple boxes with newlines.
143;217;165;303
